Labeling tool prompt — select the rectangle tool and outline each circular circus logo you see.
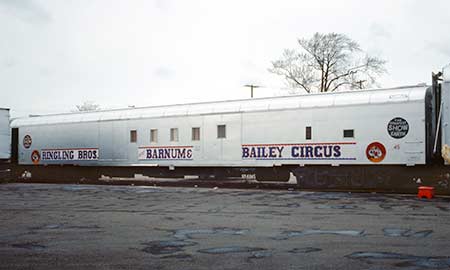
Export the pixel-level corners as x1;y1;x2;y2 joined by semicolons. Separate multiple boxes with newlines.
23;135;32;149
366;142;386;163
31;150;40;164
387;117;409;139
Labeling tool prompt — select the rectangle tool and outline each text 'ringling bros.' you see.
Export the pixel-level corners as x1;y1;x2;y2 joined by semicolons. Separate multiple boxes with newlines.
41;148;99;161
242;143;357;160
138;146;193;160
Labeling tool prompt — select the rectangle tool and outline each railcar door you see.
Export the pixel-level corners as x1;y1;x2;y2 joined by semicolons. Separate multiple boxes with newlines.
113;121;128;162
203;113;242;165
98;122;113;163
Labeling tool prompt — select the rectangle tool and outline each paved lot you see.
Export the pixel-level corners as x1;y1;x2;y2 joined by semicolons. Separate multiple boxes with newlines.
0;183;449;269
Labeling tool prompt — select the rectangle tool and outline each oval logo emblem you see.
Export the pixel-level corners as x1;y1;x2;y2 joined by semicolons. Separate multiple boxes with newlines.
387;117;409;139
31;150;40;164
366;142;386;163
23;135;32;149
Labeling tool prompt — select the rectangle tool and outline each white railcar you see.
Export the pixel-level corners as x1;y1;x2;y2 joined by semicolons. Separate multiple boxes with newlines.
0;108;10;162
12;86;427;168
9;70;450;193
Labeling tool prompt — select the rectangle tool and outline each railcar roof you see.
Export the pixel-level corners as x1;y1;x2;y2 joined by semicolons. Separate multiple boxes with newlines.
11;85;428;127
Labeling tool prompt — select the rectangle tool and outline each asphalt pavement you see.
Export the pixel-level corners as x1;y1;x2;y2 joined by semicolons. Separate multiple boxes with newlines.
0;183;449;269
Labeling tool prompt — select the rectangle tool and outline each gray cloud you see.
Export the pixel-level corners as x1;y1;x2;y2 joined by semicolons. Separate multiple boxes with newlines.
153;66;176;79
154;0;170;11
427;40;450;59
0;0;51;24
369;23;391;40
2;57;16;69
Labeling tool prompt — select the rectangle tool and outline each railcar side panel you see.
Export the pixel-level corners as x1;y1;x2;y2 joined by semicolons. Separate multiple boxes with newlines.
440;66;450;164
241;101;425;165
14;86;428;168
0;109;10;161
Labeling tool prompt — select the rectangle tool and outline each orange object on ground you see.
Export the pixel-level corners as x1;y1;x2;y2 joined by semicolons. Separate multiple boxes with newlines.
418;186;435;199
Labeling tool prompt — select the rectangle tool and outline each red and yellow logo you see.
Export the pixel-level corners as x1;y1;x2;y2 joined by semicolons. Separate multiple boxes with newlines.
366;142;386;163
31;150;40;165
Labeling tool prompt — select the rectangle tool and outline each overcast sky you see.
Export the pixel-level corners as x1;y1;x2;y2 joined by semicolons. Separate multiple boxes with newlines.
1;0;450;118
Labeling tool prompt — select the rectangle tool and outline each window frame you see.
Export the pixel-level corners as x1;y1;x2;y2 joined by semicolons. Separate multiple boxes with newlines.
192;127;200;141
217;124;226;139
170;128;179;142
130;130;137;143
150;129;158;143
305;126;312;140
343;129;355;138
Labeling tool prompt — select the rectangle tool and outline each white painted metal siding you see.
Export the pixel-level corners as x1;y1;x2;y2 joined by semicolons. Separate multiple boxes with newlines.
11;86;426;127
440;66;450;164
0;109;10;160
13;86;427;166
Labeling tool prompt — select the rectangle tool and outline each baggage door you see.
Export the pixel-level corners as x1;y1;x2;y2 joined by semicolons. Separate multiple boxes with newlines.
203;113;242;165
98;122;113;163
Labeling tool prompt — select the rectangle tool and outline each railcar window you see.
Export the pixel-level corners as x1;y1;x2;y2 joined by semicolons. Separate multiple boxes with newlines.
130;130;137;143
344;129;354;138
150;129;158;143
170;128;179;142
305;126;312;140
217;125;226;139
192;127;200;141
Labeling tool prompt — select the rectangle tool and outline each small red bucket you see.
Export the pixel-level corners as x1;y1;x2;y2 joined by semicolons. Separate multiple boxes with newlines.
418;186;435;199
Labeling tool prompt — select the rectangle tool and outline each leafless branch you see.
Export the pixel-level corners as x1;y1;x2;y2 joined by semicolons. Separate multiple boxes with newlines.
269;32;387;93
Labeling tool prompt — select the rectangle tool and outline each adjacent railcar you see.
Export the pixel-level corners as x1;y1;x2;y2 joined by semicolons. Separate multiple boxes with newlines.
0;108;11;180
0;108;10;163
9;69;450;193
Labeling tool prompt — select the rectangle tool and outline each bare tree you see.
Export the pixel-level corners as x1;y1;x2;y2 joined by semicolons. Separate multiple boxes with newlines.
269;33;386;93
76;101;100;112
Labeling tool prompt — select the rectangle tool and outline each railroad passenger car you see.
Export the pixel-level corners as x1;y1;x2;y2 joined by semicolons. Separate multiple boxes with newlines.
0;108;10;163
0;108;11;180
9;69;450;193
